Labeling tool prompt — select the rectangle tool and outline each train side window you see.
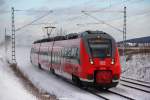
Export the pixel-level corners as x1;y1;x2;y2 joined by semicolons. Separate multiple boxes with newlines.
61;49;63;57
72;48;77;58
59;50;61;64
76;48;79;58
56;51;59;63
64;48;68;57
58;50;61;64
53;52;55;63
62;48;65;57
67;48;72;57
70;48;74;58
57;51;59;64
55;52;57;63
60;49;62;57
48;50;51;56
54;52;56;63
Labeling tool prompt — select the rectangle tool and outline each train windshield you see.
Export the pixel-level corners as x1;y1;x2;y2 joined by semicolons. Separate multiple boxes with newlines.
88;38;112;58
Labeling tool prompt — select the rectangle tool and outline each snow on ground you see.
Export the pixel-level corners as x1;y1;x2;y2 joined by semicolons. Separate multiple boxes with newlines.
15;46;101;100
110;84;150;100
0;48;36;100
15;46;150;100
121;54;150;83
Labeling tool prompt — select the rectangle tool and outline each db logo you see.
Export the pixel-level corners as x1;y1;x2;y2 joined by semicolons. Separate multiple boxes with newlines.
100;61;106;65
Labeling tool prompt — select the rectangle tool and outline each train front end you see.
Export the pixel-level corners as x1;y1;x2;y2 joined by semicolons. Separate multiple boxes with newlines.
79;31;121;88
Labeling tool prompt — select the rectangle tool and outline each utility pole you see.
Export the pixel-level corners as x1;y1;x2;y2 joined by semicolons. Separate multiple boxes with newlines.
11;7;16;64
124;6;127;48
123;6;127;67
5;28;7;60
44;26;56;38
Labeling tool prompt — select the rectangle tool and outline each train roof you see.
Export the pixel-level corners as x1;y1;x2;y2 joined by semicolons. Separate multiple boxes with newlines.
33;30;115;44
81;30;115;40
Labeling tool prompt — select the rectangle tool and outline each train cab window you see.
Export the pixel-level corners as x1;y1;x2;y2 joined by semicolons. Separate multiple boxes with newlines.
88;39;111;58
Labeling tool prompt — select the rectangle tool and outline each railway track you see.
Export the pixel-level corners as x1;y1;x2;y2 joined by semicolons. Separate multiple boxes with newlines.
87;88;135;100
121;77;150;85
120;77;150;93
38;69;150;100
53;73;135;100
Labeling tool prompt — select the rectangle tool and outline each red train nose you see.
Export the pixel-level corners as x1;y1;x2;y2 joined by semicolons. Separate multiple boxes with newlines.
95;71;112;84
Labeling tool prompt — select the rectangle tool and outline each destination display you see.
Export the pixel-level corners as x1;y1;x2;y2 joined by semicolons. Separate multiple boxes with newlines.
88;38;110;44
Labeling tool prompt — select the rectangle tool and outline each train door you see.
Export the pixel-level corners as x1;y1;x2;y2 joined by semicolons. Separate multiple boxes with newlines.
60;48;64;74
48;44;52;71
60;48;67;75
66;48;72;73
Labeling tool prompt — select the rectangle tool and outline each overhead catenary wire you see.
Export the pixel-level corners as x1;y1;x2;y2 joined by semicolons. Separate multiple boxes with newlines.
64;0;144;24
62;0;132;22
14;9;53;13
106;9;150;22
82;0;131;13
81;11;123;33
15;10;53;32
83;0;144;13
0;9;54;15
29;21;57;26
81;9;150;25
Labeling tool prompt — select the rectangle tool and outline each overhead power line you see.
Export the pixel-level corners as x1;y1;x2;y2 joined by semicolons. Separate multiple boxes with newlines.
15;10;53;32
83;0;144;13
14;9;53;13
130;10;150;17
105;10;150;22
64;0;132;22
83;0;131;13
30;22;57;25
77;9;150;27
0;9;53;14
81;11;123;33
77;22;101;26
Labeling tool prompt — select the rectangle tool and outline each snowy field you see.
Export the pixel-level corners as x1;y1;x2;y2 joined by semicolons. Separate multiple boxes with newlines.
121;54;150;83
15;46;150;100
0;47;36;100
1;45;150;100
15;46;101;100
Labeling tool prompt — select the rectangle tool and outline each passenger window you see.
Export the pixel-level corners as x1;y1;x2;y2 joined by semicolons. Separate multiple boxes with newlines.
67;48;72;57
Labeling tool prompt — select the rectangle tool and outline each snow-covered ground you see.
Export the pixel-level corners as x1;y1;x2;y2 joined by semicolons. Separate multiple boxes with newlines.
121;54;150;83
15;46;150;100
15;47;102;100
2;45;150;100
0;48;36;100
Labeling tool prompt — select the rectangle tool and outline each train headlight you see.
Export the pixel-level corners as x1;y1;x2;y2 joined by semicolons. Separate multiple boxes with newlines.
90;59;94;65
111;59;115;65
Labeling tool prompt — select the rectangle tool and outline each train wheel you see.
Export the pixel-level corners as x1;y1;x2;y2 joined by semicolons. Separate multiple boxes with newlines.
50;68;55;74
72;75;82;87
103;87;110;90
38;63;42;70
30;58;32;64
30;56;32;64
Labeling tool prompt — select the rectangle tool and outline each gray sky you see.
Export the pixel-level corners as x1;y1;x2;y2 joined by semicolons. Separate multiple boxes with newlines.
0;0;150;44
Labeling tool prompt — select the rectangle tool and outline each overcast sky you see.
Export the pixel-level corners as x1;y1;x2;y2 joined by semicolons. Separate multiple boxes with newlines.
0;0;150;44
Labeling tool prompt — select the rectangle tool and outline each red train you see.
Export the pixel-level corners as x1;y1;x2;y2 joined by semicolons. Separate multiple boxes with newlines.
30;30;121;89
